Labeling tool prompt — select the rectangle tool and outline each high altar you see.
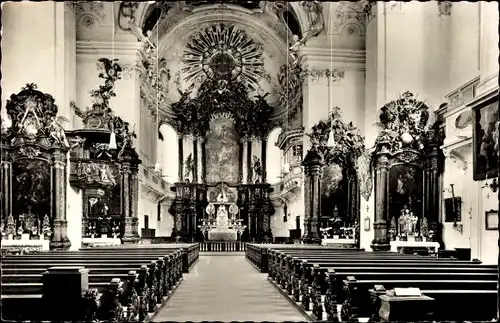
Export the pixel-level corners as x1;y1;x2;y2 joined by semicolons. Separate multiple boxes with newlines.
167;76;276;243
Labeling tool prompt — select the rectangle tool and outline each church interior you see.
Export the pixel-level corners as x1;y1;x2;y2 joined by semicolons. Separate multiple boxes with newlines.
1;1;499;322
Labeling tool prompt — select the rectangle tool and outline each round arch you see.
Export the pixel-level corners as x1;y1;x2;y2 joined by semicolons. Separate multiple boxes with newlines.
267;126;283;184
157;9;289;61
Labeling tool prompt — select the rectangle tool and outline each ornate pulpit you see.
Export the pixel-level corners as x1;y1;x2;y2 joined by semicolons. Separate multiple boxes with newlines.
1;83;71;251
67;58;141;246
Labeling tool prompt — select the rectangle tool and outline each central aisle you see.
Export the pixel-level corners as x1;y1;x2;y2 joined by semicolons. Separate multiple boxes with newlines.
152;253;309;322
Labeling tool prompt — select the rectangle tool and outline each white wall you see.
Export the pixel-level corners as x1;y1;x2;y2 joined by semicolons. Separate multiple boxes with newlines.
267;128;283;184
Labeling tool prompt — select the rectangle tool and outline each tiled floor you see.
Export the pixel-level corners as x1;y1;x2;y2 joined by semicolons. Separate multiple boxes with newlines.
152;253;309;322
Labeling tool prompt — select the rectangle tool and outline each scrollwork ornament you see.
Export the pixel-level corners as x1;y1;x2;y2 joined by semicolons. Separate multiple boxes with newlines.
395;150;420;164
18;147;42;159
356;150;373;202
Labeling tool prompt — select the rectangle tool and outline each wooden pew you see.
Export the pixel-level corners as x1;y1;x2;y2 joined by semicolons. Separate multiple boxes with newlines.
1;245;199;322
341;276;497;322
267;248;497;322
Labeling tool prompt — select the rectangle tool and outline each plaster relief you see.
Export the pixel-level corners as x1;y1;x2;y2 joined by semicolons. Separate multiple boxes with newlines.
181;23;265;92
332;2;369;36
76;2;107;28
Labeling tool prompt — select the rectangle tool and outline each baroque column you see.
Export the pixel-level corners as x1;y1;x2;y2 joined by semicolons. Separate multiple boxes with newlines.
1;162;12;221
201;138;206;183
427;144;442;244
371;143;391;251
49;149;71;250
121;163;140;244
301;149;322;244
238;140;244;183
261;138;267;183
178;135;184;182
247;140;253;183
193;137;198;183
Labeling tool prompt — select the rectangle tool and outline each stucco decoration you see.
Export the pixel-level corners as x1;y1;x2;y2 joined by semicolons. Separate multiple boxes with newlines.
356;149;373;201
332;1;371;36
181;24;265;92
76;2;106;28
118;2;140;31
437;1;452;16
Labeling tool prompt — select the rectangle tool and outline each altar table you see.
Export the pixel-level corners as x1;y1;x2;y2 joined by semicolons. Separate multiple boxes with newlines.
390;240;440;253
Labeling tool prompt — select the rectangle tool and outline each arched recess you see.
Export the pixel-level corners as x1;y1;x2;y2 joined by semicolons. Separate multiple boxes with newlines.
159;123;179;182
267;127;283;184
287;2;311;38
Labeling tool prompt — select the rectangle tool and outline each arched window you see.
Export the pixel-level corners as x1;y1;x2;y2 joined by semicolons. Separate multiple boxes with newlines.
267;127;283;184
159;123;178;182
282;10;302;38
142;3;167;36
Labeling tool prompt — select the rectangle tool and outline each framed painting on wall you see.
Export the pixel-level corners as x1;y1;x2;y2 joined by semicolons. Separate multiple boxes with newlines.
472;92;499;181
485;210;498;230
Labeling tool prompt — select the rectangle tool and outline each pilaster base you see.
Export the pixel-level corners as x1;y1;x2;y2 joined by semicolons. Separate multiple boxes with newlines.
49;240;72;251
301;236;322;245
370;241;391;251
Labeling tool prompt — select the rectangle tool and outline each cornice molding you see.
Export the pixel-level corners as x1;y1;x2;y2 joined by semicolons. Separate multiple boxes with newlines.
76;40;141;58
299;47;365;70
276;127;304;150
441;136;472;157
466;86;498;109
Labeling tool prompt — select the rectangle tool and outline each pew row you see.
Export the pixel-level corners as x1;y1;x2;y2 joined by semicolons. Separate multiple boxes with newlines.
248;244;497;322
1;244;199;322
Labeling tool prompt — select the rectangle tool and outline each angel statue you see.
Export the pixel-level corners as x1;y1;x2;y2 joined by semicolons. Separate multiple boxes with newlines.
252;155;263;184
288;35;302;66
291;1;324;49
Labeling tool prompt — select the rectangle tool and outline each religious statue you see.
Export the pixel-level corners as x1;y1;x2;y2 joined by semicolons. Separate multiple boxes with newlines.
99;164;115;186
184;153;194;183
294;1;324;48
20;206;37;234
398;206;418;237
252;155;263;184
6;214;15;236
216;187;228;203
289;35;302;66
45;114;70;147
216;206;229;229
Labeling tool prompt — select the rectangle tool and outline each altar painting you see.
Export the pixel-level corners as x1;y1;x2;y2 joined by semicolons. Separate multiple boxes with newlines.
320;164;348;230
473;98;499;180
388;164;423;223
87;170;122;217
12;159;51;219
207;185;237;204
205;117;240;184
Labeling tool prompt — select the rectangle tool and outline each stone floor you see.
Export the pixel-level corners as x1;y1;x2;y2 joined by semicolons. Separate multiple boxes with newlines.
151;252;309;322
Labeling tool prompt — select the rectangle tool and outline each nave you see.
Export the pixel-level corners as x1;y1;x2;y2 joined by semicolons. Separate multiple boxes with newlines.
151;253;308;322
1;1;499;322
2;242;498;322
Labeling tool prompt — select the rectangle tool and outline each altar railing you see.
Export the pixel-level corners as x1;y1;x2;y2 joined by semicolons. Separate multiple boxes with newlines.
200;241;247;252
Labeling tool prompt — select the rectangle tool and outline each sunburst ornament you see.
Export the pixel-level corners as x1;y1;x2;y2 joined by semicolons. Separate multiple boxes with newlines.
181;24;265;91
